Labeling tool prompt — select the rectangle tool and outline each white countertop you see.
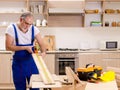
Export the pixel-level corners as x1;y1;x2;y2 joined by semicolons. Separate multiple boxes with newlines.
46;49;120;54
1;49;120;54
0;50;12;54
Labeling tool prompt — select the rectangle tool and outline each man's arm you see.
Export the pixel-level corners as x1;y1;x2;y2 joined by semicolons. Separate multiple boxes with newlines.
5;34;33;53
35;32;46;56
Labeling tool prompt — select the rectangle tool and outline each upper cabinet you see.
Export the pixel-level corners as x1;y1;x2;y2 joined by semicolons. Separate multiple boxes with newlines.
0;0;47;27
47;1;85;27
0;0;120;27
84;0;103;27
29;0;48;27
84;0;120;27
103;0;120;27
0;0;27;27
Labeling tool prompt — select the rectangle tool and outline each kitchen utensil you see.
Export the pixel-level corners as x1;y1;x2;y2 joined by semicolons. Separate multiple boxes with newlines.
36;19;41;26
85;9;99;14
112;22;117;27
105;22;109;27
43;35;56;51
117;22;120;27
42;19;47;26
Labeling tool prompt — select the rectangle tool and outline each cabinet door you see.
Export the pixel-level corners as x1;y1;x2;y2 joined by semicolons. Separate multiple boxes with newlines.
102;52;120;70
0;53;12;84
44;54;55;74
79;53;103;68
48;1;84;27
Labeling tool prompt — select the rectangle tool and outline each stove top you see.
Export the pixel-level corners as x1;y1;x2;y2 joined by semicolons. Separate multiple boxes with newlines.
58;48;79;51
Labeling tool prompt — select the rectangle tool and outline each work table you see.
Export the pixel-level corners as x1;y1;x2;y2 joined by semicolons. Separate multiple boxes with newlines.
30;74;118;90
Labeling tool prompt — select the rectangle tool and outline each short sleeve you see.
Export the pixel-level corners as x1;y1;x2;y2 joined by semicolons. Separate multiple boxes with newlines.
34;26;40;36
5;24;15;38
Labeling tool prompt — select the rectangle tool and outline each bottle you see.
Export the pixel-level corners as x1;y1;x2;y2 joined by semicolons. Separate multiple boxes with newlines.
42;19;47;26
112;21;117;27
105;22;109;27
36;19;41;26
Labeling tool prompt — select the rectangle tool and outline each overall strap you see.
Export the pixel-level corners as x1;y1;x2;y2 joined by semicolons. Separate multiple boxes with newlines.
31;25;34;44
12;24;19;46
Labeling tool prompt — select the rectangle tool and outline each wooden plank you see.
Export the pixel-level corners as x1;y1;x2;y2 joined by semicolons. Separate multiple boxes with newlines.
29;75;62;88
32;53;55;85
65;67;87;90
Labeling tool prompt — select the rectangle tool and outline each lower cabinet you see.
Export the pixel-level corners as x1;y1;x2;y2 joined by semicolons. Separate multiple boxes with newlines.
0;53;14;89
0;52;55;89
102;52;120;71
44;53;55;74
79;52;120;71
79;53;103;68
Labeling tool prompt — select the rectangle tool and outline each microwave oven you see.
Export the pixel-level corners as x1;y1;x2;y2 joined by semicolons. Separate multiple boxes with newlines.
99;41;118;50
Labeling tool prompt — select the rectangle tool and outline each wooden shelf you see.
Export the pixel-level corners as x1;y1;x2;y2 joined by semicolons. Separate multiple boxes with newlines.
86;0;120;2
48;8;84;14
0;0;25;1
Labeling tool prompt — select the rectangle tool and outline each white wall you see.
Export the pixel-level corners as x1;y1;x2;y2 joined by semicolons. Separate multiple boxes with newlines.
40;27;120;49
1;27;120;50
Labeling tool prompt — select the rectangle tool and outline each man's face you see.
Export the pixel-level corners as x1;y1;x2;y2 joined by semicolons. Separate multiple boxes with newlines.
20;16;33;31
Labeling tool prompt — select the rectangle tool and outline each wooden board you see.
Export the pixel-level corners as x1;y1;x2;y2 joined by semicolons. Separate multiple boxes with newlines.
43;35;56;51
32;53;55;85
29;74;62;88
65;67;87;90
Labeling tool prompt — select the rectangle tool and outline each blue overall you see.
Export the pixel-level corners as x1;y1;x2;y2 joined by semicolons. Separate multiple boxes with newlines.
12;24;39;90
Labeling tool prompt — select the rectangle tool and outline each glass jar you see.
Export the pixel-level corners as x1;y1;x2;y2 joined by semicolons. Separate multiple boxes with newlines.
105;22;109;27
112;21;117;27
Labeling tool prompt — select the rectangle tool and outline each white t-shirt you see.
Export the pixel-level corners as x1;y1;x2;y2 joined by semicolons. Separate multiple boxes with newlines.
5;24;40;45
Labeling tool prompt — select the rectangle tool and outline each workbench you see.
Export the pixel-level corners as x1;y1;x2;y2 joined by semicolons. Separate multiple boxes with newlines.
29;74;118;90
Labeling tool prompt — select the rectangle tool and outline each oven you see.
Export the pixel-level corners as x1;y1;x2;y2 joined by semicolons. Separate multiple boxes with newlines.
55;52;79;75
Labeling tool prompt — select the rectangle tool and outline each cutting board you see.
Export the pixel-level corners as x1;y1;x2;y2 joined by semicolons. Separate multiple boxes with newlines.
43;35;56;51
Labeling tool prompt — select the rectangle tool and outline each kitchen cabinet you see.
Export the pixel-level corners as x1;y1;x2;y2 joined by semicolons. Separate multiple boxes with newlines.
79;52;103;68
47;1;85;27
102;52;120;71
0;0;27;27
0;53;14;89
47;0;120;27
0;0;47;27
44;53;55;74
84;0;103;27
103;1;120;27
79;52;120;71
85;0;120;27
29;0;48;26
0;0;120;28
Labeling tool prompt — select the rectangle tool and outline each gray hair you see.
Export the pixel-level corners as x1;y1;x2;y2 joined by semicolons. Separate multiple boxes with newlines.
20;12;33;19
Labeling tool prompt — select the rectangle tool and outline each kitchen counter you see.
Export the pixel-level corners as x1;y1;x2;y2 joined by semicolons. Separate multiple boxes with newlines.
0;49;120;54
46;49;120;54
0;50;12;54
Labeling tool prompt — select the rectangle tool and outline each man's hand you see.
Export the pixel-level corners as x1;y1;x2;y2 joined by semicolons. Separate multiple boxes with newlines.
40;52;46;58
24;46;33;53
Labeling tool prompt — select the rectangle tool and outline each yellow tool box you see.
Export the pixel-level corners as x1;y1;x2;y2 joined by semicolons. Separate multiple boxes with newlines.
77;65;102;81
